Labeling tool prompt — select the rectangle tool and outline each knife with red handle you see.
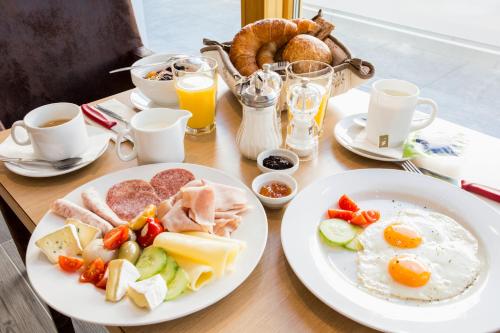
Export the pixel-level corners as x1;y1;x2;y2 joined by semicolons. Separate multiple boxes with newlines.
461;180;500;203
81;104;117;129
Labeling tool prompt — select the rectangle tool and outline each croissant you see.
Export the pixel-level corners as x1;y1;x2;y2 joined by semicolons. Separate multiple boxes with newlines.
230;18;320;76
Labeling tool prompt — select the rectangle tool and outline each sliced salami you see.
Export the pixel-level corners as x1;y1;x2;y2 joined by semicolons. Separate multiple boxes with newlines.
106;180;160;221
150;168;195;200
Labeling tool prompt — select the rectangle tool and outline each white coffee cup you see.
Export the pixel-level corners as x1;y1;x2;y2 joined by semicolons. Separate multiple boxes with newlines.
116;108;192;164
11;103;89;161
366;79;438;148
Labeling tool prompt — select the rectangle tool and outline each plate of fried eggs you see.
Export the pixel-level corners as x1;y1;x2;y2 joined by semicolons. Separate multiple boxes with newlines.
281;169;500;333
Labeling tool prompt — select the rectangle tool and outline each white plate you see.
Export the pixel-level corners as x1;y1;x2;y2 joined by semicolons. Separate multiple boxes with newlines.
334;114;410;162
281;169;500;333
130;89;179;111
2;125;111;178
26;163;268;326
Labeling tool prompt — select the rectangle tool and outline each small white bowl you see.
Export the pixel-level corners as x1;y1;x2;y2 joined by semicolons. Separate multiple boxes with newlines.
256;149;299;175
131;53;184;106
251;172;298;209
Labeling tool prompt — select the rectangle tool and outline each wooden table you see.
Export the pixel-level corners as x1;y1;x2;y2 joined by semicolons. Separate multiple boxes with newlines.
1;84;499;333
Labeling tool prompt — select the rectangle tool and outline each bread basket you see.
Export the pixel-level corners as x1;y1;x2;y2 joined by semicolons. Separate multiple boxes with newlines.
200;10;375;109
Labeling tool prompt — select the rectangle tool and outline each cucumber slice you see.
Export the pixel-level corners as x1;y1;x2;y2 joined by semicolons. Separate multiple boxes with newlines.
165;268;189;301
159;256;179;284
344;226;364;251
344;236;364;251
135;246;167;280
319;219;357;246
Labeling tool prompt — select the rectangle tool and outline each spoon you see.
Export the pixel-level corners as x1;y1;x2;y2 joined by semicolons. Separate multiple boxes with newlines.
0;157;83;170
109;55;188;74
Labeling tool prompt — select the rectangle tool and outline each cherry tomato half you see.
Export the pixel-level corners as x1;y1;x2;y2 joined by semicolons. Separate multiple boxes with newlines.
338;194;359;212
362;210;381;224
79;258;106;284
349;212;369;226
327;209;355;221
103;225;130;250
58;256;84;273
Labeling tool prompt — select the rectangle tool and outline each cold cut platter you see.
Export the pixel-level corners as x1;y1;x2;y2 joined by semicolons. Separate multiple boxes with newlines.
26;163;268;326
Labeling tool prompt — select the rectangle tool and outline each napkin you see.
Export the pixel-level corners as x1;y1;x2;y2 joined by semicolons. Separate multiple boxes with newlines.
84;99;137;142
350;127;468;179
404;130;468;179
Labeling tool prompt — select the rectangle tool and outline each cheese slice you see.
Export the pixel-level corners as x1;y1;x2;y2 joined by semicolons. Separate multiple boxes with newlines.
35;224;83;263
105;259;140;302
183;232;246;272
153;232;242;277
65;218;101;248
171;255;214;291
128;274;167;310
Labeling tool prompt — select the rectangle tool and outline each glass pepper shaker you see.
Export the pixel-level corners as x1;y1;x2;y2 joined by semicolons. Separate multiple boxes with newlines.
236;67;283;160
285;78;321;161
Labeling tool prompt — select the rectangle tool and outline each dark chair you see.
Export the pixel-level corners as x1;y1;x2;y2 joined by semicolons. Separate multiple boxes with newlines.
0;0;151;129
0;1;151;331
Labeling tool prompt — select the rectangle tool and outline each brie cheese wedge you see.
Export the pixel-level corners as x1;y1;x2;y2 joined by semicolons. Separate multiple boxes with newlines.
128;274;167;310
65;218;101;248
105;259;140;302
35;224;83;263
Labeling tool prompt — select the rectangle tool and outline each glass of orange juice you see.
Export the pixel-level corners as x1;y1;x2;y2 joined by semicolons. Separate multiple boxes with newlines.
173;56;218;135
285;60;334;134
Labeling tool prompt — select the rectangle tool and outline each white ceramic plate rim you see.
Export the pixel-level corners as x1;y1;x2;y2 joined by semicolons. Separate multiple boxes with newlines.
334;114;410;162
26;163;268;326
4;125;110;178
281;169;500;333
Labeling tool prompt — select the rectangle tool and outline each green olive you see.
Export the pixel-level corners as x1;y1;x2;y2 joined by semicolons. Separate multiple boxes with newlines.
118;241;141;264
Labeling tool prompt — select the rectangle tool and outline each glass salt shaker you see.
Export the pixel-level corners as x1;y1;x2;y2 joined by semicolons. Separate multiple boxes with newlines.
285;78;321;161
236;67;282;160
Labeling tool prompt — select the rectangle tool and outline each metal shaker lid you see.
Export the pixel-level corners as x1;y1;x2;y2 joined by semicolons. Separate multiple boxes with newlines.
240;65;282;108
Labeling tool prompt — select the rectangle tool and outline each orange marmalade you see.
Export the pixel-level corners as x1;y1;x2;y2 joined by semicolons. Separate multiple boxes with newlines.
259;182;292;198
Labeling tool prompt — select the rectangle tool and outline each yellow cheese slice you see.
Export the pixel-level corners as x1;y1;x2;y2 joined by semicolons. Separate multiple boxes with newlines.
182;232;246;272
153;232;241;277
170;255;214;291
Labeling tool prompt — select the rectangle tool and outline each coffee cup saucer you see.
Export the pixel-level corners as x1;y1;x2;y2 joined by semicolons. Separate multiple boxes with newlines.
130;89;178;111
334;113;411;162
0;125;111;178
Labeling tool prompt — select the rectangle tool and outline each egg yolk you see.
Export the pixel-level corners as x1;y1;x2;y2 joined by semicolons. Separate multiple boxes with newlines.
384;223;422;248
388;255;431;287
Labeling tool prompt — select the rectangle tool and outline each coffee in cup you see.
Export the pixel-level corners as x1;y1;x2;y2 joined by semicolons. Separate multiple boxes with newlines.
11;103;89;161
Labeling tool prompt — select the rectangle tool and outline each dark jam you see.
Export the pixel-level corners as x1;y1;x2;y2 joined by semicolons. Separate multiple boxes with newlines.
259;182;292;198
263;155;294;170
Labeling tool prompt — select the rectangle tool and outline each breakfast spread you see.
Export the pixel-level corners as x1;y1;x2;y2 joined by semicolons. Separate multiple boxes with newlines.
318;193;480;302
262;155;294;170
35;167;249;311
259;182;292;198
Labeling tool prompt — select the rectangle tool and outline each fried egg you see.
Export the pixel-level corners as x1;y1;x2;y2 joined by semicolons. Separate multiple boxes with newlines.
357;209;480;301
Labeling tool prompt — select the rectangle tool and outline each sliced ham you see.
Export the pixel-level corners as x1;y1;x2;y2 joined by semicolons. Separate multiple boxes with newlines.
51;199;113;234
214;216;242;238
81;188;127;227
160;199;207;233
184;179;247;212
181;185;215;228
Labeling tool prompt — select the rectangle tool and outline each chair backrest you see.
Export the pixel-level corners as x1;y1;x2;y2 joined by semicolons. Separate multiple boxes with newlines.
0;0;144;128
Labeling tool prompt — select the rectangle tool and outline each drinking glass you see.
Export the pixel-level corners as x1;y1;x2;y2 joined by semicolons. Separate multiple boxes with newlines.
173;56;218;135
285;60;334;134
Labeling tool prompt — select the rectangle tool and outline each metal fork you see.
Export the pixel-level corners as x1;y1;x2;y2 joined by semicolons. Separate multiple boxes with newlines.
399;160;423;174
